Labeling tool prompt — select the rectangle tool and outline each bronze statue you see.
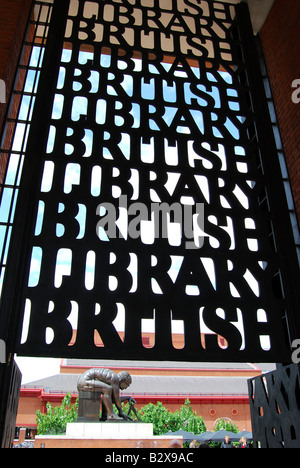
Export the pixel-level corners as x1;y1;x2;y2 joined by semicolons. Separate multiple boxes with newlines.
77;368;136;421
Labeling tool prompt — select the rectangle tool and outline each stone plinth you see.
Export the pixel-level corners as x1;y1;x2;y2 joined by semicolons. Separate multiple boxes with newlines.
34;422;182;449
76;392;101;422
66;422;153;439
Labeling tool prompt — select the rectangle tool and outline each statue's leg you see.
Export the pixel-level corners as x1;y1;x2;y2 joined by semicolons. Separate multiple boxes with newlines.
100;396;107;421
78;379;99;392
102;388;122;420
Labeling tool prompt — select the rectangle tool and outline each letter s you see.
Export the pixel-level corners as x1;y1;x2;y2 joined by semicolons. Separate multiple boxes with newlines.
291;80;300;104
182;0;203;15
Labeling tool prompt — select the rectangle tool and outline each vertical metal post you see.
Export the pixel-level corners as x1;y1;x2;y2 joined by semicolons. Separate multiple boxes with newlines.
235;2;300;346
0;359;22;448
0;0;70;357
0;0;70;445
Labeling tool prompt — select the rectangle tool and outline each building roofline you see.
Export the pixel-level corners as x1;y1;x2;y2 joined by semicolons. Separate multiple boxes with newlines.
19;387;249;405
60;361;262;378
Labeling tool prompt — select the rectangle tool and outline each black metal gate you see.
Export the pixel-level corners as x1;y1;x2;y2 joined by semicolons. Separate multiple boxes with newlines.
0;0;300;364
248;363;300;448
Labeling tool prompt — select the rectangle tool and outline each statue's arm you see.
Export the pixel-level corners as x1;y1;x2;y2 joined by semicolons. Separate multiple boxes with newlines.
112;388;135;421
111;384;122;412
120;396;136;404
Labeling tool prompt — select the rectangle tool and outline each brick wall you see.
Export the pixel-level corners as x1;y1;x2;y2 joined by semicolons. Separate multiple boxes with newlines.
261;0;300;225
16;391;252;432
0;0;32;133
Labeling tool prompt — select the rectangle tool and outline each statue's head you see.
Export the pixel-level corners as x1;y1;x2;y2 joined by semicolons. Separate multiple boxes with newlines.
118;371;132;390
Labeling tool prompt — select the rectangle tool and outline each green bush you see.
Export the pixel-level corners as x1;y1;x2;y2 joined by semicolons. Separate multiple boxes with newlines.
213;417;239;433
36;393;78;435
36;393;237;444
137;399;206;436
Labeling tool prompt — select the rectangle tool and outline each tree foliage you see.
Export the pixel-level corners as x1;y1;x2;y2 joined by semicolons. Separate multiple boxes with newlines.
36;395;220;438
36;393;78;435
137;402;176;435
137;399;206;436
213;417;239;433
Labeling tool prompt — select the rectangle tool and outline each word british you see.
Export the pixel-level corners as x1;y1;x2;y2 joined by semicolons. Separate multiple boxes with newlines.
69;0;235;62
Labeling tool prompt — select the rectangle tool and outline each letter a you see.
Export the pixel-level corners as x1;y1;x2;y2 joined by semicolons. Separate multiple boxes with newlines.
292;79;300;104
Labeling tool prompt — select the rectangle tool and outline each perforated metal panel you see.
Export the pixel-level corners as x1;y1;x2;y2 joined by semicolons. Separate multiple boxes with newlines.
0;0;299;362
248;364;300;448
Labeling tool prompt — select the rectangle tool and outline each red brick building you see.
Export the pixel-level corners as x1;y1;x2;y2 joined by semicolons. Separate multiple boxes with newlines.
260;0;300;225
17;354;272;436
15;332;268;437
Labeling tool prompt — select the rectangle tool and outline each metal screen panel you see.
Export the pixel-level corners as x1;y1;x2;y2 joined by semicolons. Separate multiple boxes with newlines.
248;364;300;448
0;360;22;448
1;0;299;362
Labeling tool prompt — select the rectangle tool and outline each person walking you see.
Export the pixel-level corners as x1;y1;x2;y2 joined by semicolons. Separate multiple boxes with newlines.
238;437;249;448
220;435;233;448
189;439;197;448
